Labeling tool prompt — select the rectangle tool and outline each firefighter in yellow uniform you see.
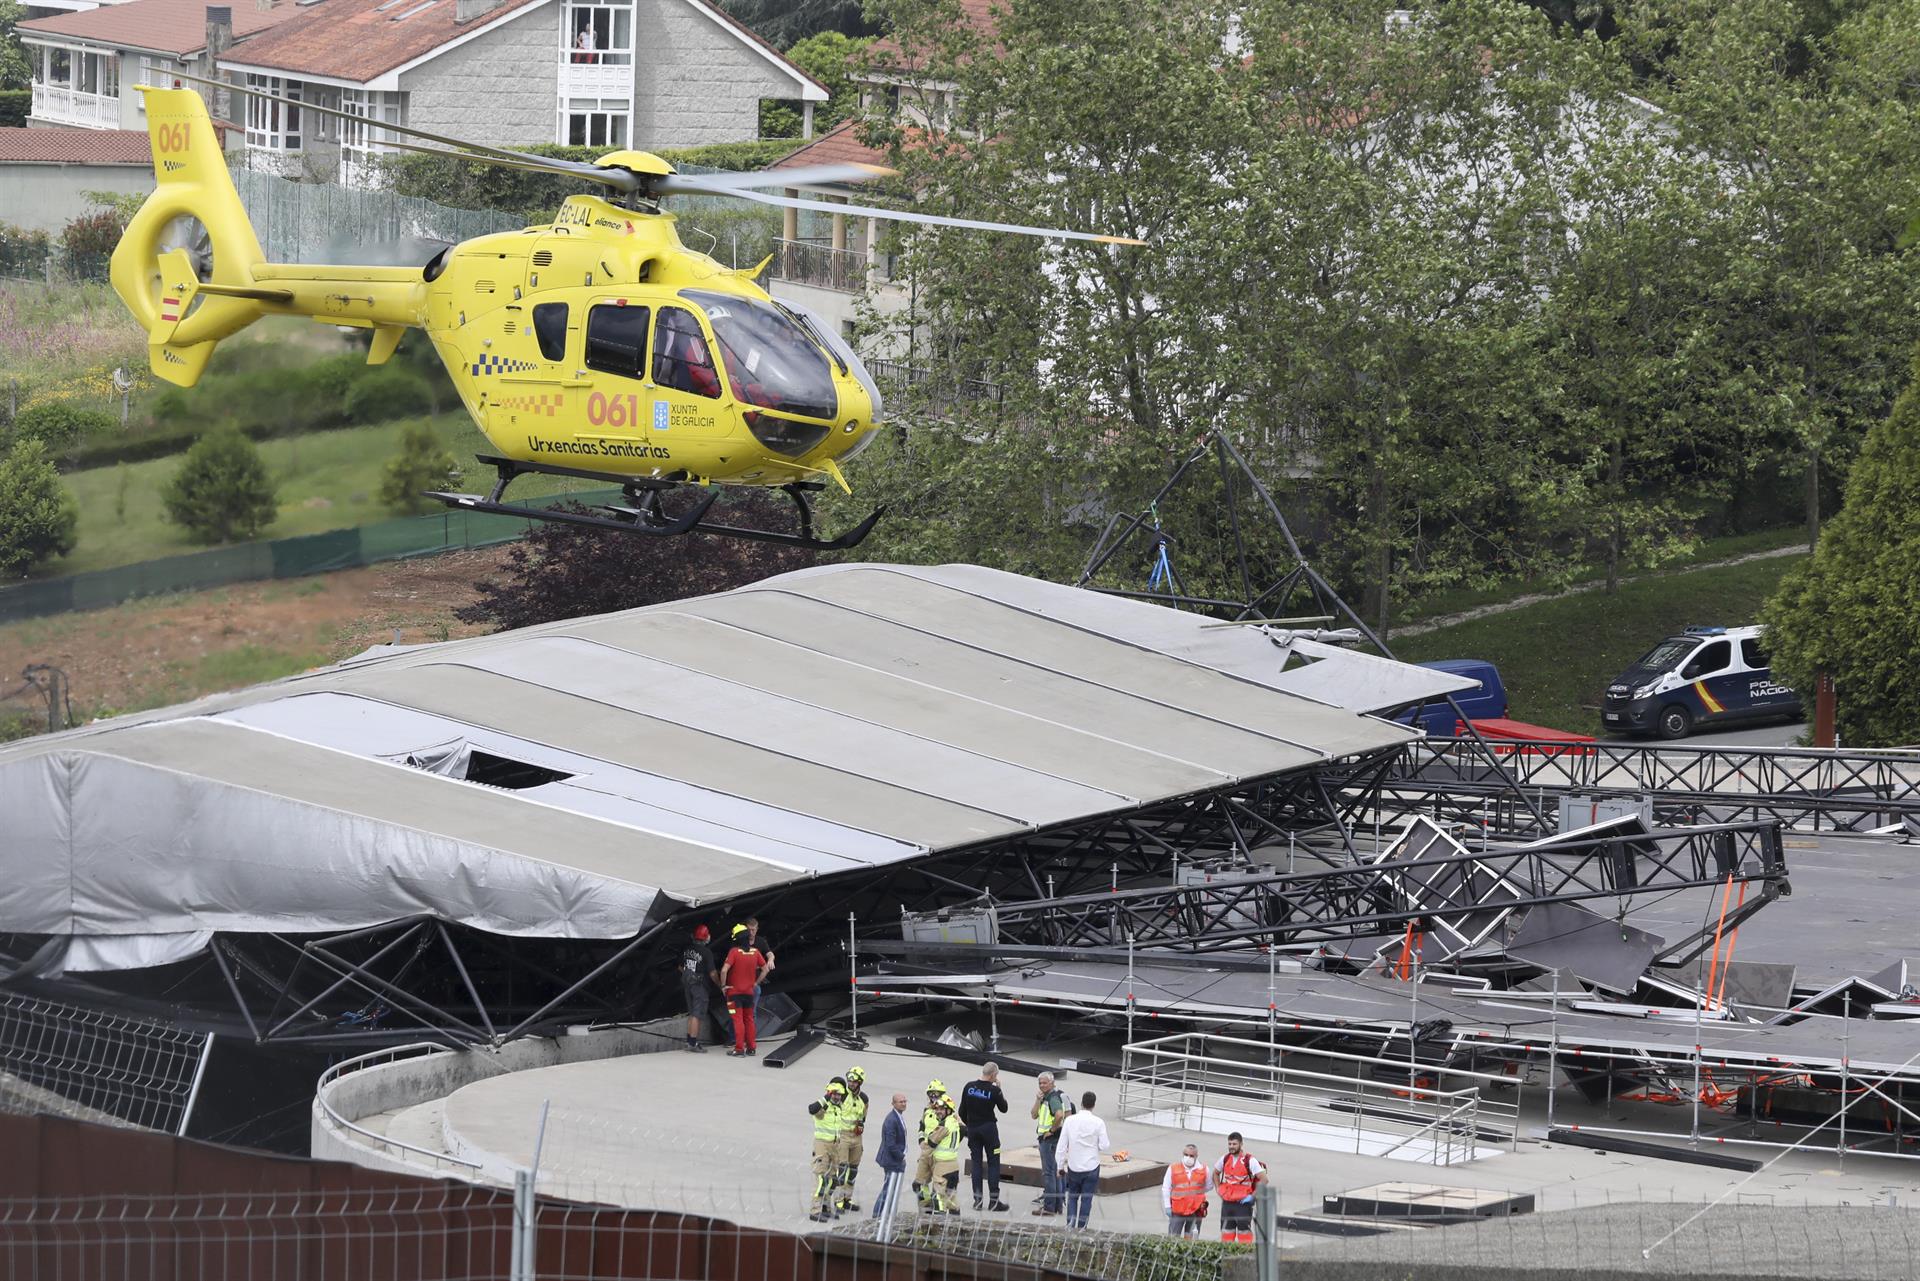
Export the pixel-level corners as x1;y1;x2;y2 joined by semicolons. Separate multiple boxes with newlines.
806;1078;848;1222
835;1065;870;1213
912;1079;946;1209
927;1094;963;1215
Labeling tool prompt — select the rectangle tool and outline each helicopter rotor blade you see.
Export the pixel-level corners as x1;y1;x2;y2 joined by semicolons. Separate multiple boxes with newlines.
682;182;1145;246
653;162;896;195
174;72;642;192
378;137;635;190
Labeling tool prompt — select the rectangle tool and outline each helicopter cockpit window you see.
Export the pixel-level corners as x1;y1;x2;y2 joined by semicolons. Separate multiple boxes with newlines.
532;303;569;363
652;306;721;399
681;289;838;422
585;303;650;378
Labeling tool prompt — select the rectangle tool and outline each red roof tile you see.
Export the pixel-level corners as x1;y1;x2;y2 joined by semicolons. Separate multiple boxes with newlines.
0;127;154;165
217;0;550;85
767;118;884;171
20;0;299;58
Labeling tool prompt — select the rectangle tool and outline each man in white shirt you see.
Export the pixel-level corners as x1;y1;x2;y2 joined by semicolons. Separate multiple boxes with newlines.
1056;1090;1110;1229
1161;1142;1212;1236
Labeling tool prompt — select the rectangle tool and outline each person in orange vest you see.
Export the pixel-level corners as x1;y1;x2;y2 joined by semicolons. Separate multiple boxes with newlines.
1214;1132;1267;1243
1161;1142;1212;1237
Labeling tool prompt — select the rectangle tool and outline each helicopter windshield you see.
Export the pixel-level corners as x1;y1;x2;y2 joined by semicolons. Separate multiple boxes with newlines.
681;290;838;422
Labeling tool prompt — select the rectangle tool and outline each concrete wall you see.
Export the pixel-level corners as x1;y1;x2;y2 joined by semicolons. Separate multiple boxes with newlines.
0;163;151;234
310;1020;681;1178
402;4;560;147
630;0;799;149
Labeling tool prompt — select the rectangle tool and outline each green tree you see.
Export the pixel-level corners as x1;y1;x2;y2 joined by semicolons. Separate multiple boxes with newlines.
1616;0;1920;550
760;31;874;139
720;0;875;48
0;1;32;92
162;428;278;544
1761;354;1920;747
378;421;460;514
0;440;79;578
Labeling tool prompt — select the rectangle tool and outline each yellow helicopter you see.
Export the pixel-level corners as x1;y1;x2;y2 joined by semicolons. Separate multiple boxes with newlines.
110;84;1140;548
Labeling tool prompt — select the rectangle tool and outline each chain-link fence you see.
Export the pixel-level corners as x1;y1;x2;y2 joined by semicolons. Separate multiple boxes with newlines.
0;488;619;625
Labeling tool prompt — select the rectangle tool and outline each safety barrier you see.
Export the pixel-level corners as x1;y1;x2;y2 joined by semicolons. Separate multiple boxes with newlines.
0;488;621;625
1118;1029;1520;1167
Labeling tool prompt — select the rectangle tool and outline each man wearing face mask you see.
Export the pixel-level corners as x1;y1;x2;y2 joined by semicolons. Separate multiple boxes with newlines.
1161;1142;1212;1237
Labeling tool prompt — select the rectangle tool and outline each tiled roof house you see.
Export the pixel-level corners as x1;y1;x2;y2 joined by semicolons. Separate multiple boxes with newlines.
217;0;826;184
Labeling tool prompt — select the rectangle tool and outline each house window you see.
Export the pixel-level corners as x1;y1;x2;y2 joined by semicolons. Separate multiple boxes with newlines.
565;0;634;66
340;89;405;179
245;74;303;150
73;49;116;97
565;98;628;148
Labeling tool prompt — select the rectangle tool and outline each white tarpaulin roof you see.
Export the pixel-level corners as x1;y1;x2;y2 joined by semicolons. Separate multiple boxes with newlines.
0;563;1450;971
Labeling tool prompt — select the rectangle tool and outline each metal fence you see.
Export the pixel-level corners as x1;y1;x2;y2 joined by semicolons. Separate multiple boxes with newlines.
0;489;620;625
231;168;523;266
0;994;211;1136
1118;1030;1517;1169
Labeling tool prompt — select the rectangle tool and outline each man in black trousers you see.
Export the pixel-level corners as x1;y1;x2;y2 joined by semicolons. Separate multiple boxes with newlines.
958;1061;1010;1211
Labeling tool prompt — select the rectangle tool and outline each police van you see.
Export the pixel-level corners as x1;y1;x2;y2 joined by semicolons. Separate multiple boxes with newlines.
1601;625;1801;740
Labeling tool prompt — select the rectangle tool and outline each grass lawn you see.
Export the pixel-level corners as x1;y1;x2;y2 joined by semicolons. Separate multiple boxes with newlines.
47;412;606;577
1395;526;1811;627
1393;552;1810;734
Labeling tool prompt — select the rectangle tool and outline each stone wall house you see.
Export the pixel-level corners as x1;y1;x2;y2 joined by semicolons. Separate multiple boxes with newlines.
215;0;827;185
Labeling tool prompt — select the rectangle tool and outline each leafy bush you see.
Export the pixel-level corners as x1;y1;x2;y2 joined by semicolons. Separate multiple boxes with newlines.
457;494;814;631
377;420;459;514
161;428;278;544
344;366;434;424
11;402;116;452
61;208;123;261
0;219;52;277
0;440;79;577
0;90;29;129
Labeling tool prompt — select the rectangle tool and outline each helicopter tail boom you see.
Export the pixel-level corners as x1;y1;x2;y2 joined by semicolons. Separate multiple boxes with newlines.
112;88;427;386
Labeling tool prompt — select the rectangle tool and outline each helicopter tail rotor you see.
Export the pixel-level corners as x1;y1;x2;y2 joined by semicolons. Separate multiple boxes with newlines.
112;87;273;386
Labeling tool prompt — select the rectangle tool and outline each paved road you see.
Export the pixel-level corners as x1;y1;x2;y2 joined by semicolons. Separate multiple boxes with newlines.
1600;716;1808;749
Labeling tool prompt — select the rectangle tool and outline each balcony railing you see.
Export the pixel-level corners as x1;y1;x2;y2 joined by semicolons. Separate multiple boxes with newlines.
30;83;119;129
867;358;1004;413
771;237;870;293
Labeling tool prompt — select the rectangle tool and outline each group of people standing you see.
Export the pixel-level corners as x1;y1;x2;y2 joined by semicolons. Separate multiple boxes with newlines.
676;919;772;1056
800;1061;1263;1236
1157;1133;1268;1241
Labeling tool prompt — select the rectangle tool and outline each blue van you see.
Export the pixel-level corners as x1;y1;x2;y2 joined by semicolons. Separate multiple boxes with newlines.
1601;624;1801;739
1397;659;1509;737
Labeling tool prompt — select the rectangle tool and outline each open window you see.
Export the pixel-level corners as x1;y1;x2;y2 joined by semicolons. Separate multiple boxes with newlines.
585;303;649;378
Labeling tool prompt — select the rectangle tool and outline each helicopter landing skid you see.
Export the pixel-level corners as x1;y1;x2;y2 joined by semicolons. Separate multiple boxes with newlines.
425;455;885;551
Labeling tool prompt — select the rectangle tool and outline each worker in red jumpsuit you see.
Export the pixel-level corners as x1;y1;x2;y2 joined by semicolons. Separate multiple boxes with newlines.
721;924;769;1056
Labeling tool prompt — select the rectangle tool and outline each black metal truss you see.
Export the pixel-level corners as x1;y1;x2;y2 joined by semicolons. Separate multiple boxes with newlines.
1376;740;1920;834
973;820;1786;965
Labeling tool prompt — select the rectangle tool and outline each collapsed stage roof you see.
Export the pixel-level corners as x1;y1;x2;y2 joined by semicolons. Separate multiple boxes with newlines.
0;564;1462;972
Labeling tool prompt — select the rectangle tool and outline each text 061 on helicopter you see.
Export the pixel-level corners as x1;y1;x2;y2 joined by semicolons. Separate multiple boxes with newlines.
110;84;1142;549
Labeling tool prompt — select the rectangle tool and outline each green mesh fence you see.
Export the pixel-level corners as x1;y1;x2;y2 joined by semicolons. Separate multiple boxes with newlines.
0;489;621;625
